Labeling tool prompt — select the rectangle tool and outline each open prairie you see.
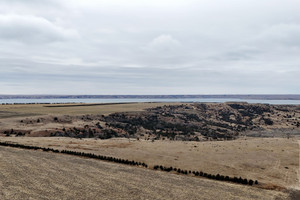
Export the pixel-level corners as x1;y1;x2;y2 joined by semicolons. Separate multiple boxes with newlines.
1;136;299;190
0;102;182;117
0;145;294;200
1;102;300;199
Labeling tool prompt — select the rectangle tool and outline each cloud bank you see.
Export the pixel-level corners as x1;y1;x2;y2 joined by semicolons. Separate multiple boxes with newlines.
0;0;299;94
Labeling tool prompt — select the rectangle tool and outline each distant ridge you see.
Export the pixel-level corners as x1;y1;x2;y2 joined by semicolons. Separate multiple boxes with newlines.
0;95;300;100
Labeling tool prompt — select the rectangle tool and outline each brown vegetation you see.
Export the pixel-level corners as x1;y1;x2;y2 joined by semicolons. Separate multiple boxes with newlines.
1;102;300;141
1;136;298;190
0;146;292;200
0;102;300;199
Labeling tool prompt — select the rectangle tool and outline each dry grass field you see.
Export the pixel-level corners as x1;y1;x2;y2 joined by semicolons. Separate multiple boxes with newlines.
0;146;294;200
1;102;300;199
0;102;183;133
1;137;298;190
0;102;182;116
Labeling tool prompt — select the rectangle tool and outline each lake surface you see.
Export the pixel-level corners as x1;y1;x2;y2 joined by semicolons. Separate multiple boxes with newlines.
1;98;300;105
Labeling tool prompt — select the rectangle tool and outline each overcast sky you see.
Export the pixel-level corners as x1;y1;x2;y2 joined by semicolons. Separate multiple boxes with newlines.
0;0;299;95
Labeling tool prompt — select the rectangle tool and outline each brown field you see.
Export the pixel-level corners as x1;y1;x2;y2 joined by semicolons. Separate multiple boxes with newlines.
0;102;182;116
1;102;300;199
0;145;295;200
0;102;183;133
1;136;299;189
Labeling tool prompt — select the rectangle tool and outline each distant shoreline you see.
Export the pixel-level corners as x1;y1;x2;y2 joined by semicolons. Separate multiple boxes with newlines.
1;94;300;100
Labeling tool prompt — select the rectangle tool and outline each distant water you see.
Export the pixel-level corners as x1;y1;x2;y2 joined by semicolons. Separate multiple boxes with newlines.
1;98;300;105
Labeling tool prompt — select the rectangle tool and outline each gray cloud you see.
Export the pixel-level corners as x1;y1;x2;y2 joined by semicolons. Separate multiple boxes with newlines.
0;14;79;43
255;24;300;48
0;0;299;94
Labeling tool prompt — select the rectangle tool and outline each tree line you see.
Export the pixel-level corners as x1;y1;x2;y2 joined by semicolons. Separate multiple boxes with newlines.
0;141;147;168
153;165;258;186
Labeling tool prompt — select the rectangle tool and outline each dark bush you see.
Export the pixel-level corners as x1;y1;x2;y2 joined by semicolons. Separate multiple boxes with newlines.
249;179;254;185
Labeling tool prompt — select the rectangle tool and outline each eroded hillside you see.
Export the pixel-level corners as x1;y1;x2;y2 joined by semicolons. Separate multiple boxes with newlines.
1;103;299;140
